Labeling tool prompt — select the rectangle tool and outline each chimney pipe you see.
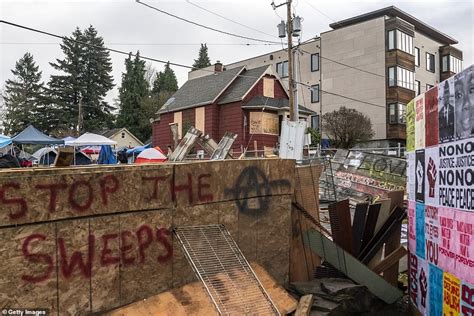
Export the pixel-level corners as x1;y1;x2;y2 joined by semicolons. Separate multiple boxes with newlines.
214;61;223;73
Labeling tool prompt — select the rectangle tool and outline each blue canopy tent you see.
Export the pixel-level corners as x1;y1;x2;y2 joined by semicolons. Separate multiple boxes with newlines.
126;143;151;156
12;125;64;145
0;135;12;148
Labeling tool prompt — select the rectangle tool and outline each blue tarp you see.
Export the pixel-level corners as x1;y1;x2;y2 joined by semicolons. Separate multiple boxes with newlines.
12;125;64;145
126;143;151;156
0;135;12;148
98;145;117;165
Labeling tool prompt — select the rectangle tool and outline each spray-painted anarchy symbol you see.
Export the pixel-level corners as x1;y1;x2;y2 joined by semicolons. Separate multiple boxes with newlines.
225;166;291;215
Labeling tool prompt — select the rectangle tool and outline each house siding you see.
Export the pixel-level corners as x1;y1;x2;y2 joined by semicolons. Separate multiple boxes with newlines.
218;102;244;152
152;114;173;149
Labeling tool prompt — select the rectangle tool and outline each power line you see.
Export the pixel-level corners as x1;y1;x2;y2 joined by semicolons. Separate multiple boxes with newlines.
1;19;395;110
185;0;279;40
304;0;344;28
0;42;280;46
135;0;281;44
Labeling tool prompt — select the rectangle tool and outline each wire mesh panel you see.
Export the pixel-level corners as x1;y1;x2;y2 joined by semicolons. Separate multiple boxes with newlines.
174;224;280;316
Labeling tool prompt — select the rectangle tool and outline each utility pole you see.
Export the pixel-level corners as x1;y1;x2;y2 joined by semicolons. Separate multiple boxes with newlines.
286;0;295;121
77;94;83;136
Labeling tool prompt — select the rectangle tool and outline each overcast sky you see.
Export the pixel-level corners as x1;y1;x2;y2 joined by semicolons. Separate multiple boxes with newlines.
1;0;473;104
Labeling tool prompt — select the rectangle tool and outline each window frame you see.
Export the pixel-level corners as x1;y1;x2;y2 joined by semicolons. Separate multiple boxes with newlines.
311;84;320;103
311;53;319;72
388;103;406;125
276;60;288;78
387;29;413;55
415;80;421;96
415;47;420;67
426;52;435;73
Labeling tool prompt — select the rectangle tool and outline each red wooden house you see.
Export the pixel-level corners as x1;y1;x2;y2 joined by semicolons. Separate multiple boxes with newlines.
152;64;314;154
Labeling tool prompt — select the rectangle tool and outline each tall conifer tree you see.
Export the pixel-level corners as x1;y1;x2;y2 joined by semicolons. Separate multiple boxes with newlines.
192;43;211;69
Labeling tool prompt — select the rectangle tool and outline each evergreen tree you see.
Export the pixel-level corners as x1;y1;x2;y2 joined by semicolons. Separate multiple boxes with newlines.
116;52;149;141
2;52;47;135
48;26;114;134
152;62;178;95
192;43;211;69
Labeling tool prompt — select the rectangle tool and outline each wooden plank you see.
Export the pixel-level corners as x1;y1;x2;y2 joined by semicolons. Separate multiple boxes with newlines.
351;202;369;256
384;191;405;285
373;246;407;275
303;228;403;304
328;199;352;254
360;203;381;249
290;205;311;282
295;294;314;316
367;199;392;269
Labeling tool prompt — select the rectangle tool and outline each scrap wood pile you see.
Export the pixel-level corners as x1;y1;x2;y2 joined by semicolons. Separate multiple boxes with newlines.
292;188;408;314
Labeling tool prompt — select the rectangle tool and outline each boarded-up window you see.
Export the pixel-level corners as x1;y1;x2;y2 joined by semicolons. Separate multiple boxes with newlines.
263;78;274;98
195;107;205;132
173;111;182;138
249;112;279;135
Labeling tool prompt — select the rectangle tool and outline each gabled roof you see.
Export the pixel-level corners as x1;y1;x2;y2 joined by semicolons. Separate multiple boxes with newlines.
99;128;144;145
242;96;316;115
159;66;245;113
218;65;272;105
329;6;457;45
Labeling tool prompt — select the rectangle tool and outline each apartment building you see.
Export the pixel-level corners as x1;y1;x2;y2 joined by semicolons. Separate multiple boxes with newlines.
188;6;463;147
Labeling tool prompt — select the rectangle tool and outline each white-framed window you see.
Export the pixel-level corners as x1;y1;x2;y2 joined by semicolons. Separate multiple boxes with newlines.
442;55;449;72
388;67;396;87
450;55;462;73
276;61;288;78
415;47;420;67
311;84;319;103
388;66;415;90
388;103;406;124
311;53;319;72
387;29;413;55
426;52;435;72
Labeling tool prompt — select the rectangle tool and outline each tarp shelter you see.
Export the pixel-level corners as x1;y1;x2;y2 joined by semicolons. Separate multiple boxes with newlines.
32;147;57;165
67;133;117;146
63;136;76;146
98;145;117;165
126;143;151;156
12;125;64;145
0;135;12;148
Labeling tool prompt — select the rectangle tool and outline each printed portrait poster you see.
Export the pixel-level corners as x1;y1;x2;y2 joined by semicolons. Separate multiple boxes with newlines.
438;207;456;274
429;263;444;316
415;94;426;149
425;86;439;147
453;210;474;285
408;200;417;253
454;65;474;141
439;77;455;143
407;152;416;201
407;99;416;152
461;281;474;315
416;202;426;259
438;138;474;212
415;149;425;203
443;272;461;316
424;146;439;206
425;205;440;266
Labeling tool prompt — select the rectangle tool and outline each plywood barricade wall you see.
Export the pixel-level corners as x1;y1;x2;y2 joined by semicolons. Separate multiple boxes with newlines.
0;159;295;315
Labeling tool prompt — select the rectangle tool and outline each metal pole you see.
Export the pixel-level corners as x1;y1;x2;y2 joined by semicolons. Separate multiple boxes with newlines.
286;0;294;121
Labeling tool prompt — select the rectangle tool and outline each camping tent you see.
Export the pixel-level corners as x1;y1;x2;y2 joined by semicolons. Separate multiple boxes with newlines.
12;125;64;145
0;135;12;148
98;145;117;164
67;133;117;146
135;147;167;164
32;147;57;165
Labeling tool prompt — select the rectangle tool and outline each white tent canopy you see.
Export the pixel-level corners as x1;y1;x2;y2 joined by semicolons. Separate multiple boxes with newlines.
66;133;117;146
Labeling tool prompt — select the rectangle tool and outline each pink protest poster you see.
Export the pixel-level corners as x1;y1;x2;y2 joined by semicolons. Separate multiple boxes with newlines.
438;207;456;274
453;210;474;284
425;205;440;266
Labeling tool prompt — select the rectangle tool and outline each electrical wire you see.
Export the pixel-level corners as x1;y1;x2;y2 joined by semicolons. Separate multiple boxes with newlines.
1;19;409;110
304;0;344;28
0;42;280;46
136;0;282;44
185;0;279;40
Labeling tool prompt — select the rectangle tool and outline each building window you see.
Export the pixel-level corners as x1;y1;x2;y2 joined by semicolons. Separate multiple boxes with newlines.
388;67;396;87
388;66;414;90
311;53;319;72
121;132;125;139
415;80;421;96
311;115;320;131
311;84;319;103
415;47;420;67
450;55;462;73
276;61;288;78
426;53;435;72
387;29;413;55
442;55;449;72
426;83;434;91
388;103;406;124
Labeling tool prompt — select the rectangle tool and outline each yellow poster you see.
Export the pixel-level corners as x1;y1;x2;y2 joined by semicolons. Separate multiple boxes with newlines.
443;272;460;316
249;112;279;135
406;99;415;152
414;94;425;150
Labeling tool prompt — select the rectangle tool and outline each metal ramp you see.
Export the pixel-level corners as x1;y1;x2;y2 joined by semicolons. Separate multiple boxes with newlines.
174;224;280;316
